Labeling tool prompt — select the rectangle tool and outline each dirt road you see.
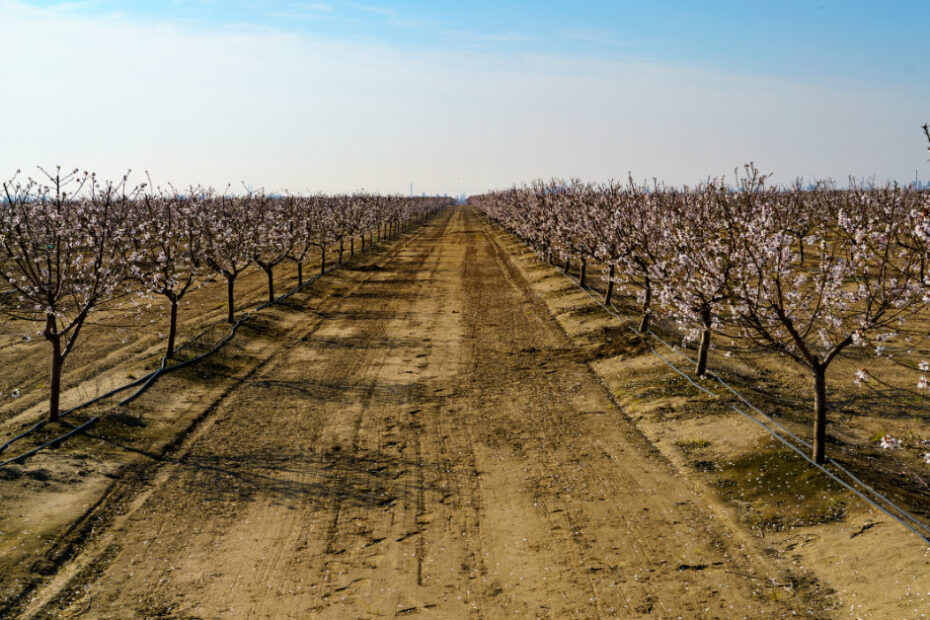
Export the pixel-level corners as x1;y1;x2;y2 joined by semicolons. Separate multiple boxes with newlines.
25;208;811;618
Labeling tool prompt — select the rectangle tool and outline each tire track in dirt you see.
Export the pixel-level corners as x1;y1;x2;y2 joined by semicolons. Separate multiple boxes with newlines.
28;207;823;618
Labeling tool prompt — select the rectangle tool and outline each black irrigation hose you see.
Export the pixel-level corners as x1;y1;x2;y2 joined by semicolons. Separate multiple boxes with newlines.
0;417;99;469
0;374;155;458
0;217;426;468
0;419;46;457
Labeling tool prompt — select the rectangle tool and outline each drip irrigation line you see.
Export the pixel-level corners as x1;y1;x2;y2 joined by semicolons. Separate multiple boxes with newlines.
0;420;46;457
1;373;155;457
0;418;99;469
171;318;228;357
729;403;930;545
501;226;930;547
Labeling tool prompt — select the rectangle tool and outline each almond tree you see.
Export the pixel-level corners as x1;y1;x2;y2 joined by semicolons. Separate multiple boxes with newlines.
0;168;133;421
310;195;337;274
600;179;664;332
251;193;291;303
329;195;354;265
545;180;599;285
358;194;381;251
652;181;740;376
284;195;314;286
727;176;925;463
202;194;254;323
129;184;205;358
344;193;369;258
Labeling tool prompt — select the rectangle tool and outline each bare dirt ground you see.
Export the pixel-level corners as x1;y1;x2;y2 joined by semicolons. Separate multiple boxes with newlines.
4;208;850;617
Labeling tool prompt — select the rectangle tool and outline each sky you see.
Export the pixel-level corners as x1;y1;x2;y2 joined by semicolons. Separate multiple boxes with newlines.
1;0;929;195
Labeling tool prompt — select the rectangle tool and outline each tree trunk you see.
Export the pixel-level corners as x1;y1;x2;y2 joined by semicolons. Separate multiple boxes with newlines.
350;236;355;257
813;362;827;464
361;235;366;252
564;258;571;274
579;258;587;288
638;275;652;332
320;246;326;274
339;238;344;265
696;308;712;377
297;261;303;286
265;266;275;303
167;297;179;359
226;275;236;324
46;317;62;423
604;264;615;305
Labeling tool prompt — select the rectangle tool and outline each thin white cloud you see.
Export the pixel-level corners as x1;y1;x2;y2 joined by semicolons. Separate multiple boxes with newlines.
561;29;630;47
264;2;336;22
297;2;335;11
347;2;425;28
445;30;532;43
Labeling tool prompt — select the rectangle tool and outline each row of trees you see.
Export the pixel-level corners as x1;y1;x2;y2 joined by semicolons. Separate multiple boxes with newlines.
471;166;930;464
0;168;447;422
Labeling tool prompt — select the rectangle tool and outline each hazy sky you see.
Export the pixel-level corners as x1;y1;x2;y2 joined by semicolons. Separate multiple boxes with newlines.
2;0;929;195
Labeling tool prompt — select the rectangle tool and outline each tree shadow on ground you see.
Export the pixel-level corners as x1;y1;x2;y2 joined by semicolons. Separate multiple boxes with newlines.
165;447;451;508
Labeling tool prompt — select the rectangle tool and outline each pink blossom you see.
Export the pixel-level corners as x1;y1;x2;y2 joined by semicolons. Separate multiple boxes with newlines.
879;434;902;450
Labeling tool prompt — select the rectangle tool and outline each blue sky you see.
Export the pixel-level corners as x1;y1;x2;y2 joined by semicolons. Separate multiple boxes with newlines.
2;1;929;193
28;0;930;82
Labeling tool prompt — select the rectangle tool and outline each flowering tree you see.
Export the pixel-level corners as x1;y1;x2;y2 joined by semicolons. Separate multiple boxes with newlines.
202;194;254;323
543;180;599;285
309;195;337;274
329;195;354;265
250;193;291;303
283;195;313;286
129;184;205;358
0;168;133;421
653;180;737;376
601;179;664;332
727;177;926;463
344;193;368;258
358;195;378;251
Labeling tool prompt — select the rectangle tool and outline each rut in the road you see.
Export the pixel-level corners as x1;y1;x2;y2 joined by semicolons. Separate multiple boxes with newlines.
34;207;812;619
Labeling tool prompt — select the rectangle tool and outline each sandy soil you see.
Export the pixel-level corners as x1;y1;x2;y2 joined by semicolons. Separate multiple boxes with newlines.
5;208;840;618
